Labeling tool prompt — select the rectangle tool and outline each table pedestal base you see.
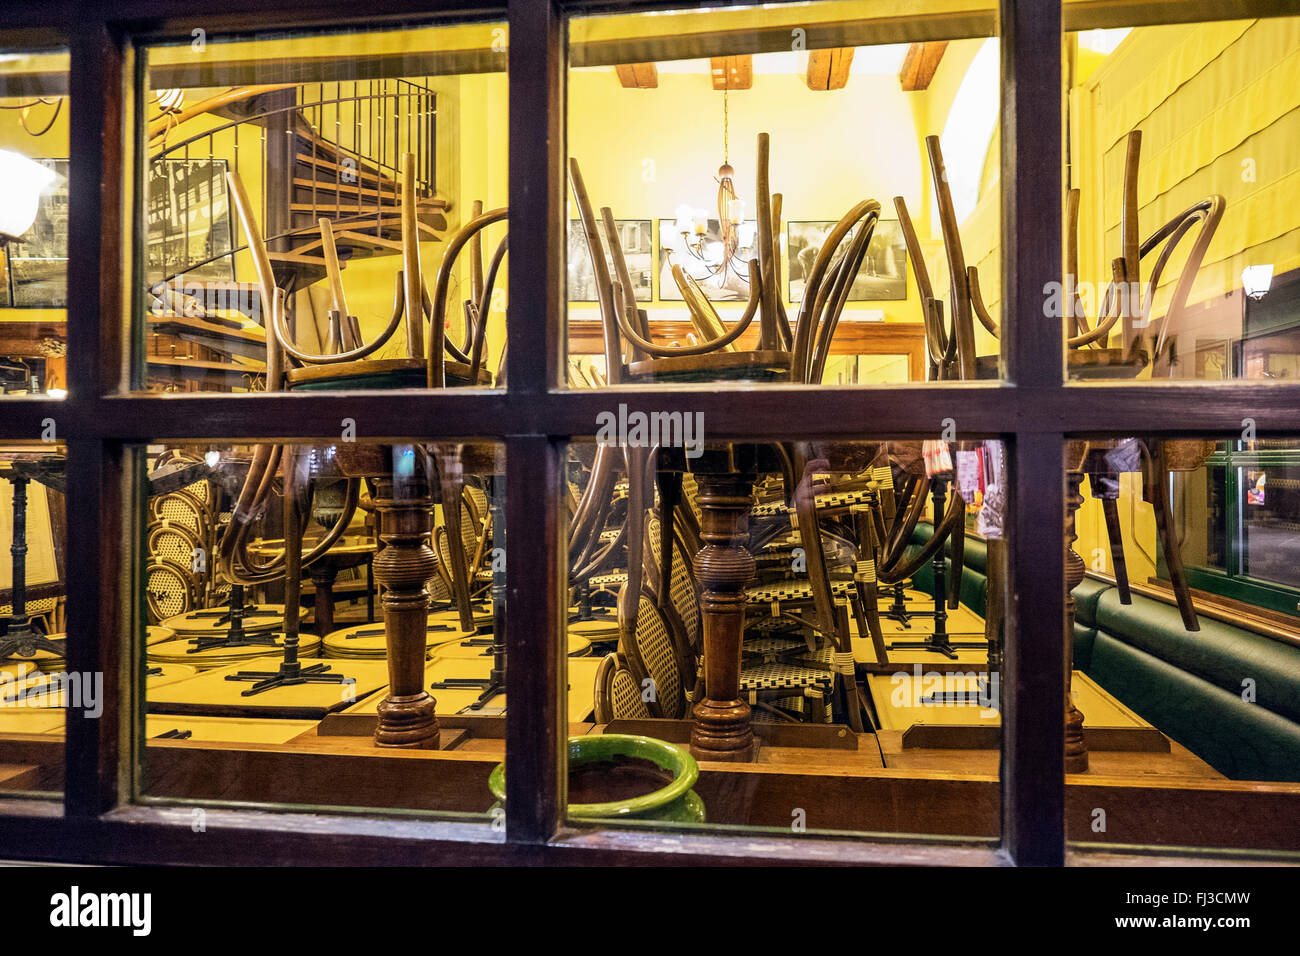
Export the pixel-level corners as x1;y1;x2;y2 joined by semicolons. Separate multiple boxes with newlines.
372;473;439;750
689;472;757;764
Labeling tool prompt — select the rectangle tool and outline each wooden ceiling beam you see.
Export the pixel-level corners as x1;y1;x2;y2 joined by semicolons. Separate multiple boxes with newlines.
613;63;658;89
709;55;752;90
899;41;949;91
806;47;855;91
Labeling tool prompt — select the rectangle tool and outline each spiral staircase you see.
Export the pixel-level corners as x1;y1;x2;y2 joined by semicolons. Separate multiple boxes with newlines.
144;79;448;390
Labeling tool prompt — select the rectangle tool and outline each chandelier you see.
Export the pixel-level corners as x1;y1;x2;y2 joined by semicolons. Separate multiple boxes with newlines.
672;86;752;289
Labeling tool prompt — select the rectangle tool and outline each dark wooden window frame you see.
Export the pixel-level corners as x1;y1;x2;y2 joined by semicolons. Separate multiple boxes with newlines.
0;0;1296;868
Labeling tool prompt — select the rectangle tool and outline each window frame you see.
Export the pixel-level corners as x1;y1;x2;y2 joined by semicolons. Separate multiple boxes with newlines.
0;0;1295;867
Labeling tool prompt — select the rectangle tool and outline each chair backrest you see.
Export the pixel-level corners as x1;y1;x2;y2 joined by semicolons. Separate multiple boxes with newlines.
570;133;879;385
645;510;701;658
897;131;1224;379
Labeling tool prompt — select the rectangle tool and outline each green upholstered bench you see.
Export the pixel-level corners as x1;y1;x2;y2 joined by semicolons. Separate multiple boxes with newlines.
907;522;1300;781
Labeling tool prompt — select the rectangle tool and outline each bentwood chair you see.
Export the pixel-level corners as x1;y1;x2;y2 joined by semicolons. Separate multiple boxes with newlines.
573;136;950;732
224;153;504;634
896;131;1224;632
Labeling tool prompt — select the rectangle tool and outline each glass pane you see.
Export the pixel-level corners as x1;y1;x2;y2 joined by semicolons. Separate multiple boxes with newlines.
563;435;1008;840
0;440;67;799
1069;435;1300;852
133;20;507;393
1064;13;1300;382
138;439;506;823
565;1;1001;388
0;47;69;397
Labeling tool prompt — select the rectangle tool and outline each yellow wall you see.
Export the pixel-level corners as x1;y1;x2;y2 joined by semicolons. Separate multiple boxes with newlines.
566;69;923;328
301;70;509;373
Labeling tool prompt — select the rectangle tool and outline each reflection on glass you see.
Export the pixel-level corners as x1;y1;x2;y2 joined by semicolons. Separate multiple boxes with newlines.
140;440;504;818
565;3;1001;386
136;22;507;393
0;49;69;396
567;437;1008;837
1071;435;1300;850
0;442;67;797
1065;16;1300;382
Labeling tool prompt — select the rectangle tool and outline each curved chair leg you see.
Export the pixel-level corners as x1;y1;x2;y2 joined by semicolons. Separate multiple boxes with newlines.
432;444;476;634
947;498;965;611
1101;495;1132;603
1143;442;1199;631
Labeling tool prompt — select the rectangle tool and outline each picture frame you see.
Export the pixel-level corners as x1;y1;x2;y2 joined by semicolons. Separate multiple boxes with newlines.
787;218;908;303
4;158;67;309
568;218;654;302
145;157;236;283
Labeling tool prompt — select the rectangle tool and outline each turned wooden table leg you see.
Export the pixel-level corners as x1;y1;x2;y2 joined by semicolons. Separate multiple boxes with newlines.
311;566;338;637
690;472;756;763
371;469;439;749
1064;468;1088;773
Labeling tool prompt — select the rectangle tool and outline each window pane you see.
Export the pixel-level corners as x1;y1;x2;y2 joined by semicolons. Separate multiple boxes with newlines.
133;20;507;393
0;47;69;397
1068;435;1300;852
563;435;1009;840
138;439;506;823
0;440;67;799
1064;13;1300;382
565;1;1002;388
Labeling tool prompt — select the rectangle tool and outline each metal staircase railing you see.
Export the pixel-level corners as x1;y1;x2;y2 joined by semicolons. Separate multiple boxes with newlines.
147;77;439;294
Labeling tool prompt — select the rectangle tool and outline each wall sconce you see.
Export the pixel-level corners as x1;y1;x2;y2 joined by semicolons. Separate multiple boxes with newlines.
0;149;56;241
1241;264;1273;301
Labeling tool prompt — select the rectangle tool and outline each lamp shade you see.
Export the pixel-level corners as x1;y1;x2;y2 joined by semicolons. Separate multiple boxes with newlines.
0;150;56;240
1241;264;1273;300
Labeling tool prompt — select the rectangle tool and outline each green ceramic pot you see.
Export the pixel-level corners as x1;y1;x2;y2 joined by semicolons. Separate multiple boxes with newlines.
489;734;706;823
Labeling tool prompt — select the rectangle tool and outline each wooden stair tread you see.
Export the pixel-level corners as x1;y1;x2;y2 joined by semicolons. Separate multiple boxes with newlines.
294;152;392;186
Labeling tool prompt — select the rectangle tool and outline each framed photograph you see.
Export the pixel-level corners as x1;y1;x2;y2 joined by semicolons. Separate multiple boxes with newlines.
787;219;908;303
145;158;236;283
568;219;653;303
658;217;757;302
5;158;67;308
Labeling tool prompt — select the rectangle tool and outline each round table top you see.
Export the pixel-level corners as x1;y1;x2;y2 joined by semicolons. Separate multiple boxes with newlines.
3;638;64;673
161;604;297;636
146;625;176;646
322;617;474;659
148;633;320;670
432;633;591;661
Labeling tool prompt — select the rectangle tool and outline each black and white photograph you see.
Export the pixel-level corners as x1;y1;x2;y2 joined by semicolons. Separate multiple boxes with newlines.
568;218;654;302
145;158;235;283
4;159;66;308
787;219;908;302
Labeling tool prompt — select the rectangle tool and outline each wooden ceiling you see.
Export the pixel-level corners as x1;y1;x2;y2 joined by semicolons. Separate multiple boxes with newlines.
614;63;658;88
805;48;854;91
709;55;752;90
899;41;949;91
